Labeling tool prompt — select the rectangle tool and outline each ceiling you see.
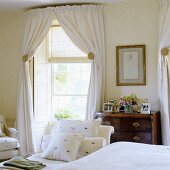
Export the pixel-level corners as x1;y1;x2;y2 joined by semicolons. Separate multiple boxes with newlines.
0;0;127;10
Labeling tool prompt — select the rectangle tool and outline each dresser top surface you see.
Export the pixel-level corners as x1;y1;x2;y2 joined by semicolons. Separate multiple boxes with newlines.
95;111;160;119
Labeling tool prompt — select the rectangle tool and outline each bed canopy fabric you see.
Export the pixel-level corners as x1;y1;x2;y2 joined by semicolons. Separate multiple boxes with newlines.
17;5;105;155
158;0;170;145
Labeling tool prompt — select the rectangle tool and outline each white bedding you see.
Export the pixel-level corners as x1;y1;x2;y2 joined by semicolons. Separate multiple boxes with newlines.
54;142;170;170
2;142;170;170
28;153;66;170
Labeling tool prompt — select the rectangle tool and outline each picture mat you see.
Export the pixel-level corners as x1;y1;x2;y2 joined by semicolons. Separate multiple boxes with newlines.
123;51;139;80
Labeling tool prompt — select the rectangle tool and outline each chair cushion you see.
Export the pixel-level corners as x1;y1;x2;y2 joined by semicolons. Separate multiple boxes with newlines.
52;119;101;137
0;137;19;152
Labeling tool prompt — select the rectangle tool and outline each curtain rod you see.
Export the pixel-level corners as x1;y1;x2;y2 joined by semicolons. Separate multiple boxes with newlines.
24;3;101;11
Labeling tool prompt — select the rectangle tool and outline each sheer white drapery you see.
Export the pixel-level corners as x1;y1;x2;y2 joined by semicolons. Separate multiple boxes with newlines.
17;8;53;155
158;0;170;145
54;5;105;120
17;5;105;155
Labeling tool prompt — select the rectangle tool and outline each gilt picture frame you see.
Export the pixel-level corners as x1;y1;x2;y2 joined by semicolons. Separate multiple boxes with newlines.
116;45;146;86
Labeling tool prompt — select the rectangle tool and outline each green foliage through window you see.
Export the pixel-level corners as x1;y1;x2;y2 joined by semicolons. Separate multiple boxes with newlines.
54;108;79;119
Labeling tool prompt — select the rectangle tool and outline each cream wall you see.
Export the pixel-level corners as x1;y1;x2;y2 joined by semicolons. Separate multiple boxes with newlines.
0;10;23;124
0;0;160;123
103;0;160;111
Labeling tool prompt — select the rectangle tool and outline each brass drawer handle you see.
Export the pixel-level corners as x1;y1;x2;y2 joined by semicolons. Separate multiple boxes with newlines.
132;122;140;127
104;121;111;125
133;136;141;142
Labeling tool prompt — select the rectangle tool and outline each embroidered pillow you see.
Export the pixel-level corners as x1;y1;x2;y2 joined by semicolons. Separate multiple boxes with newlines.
78;137;106;157
53;119;101;137
41;133;83;162
41;135;51;152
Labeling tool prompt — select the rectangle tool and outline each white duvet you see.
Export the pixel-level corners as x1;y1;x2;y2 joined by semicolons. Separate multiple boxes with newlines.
1;142;170;170
54;142;170;170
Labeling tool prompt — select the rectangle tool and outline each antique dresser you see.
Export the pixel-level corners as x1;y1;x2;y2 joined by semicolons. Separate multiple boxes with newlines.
95;111;162;144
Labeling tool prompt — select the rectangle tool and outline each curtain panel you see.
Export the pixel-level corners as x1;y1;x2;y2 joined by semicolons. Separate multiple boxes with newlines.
53;5;105;120
158;0;170;145
17;8;53;155
17;5;105;155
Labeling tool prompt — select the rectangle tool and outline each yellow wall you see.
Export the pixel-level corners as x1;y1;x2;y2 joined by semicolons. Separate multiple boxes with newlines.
104;0;159;111
0;10;23;123
0;0;160;123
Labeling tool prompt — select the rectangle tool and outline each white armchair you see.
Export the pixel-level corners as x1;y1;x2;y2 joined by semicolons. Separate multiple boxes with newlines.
0;115;20;160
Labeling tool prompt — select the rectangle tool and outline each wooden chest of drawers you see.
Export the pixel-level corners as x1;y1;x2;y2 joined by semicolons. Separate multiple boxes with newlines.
95;111;162;144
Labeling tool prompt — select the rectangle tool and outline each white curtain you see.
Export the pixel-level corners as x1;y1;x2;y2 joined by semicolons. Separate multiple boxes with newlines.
54;5;105;120
17;8;53;155
17;5;105;155
158;0;170;145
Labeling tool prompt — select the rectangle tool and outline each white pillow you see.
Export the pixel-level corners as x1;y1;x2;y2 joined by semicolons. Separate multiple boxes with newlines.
41;133;83;162
52;119;101;137
41;135;51;152
78;137;106;157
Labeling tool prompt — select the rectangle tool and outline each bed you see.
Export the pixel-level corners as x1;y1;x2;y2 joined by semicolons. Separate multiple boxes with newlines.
26;142;170;170
1;118;170;170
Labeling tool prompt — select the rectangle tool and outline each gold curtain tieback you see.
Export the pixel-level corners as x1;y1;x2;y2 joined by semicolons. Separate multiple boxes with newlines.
88;52;95;60
22;55;29;62
161;47;169;57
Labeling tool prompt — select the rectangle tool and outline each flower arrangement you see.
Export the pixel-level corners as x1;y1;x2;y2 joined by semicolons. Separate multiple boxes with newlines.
119;94;139;106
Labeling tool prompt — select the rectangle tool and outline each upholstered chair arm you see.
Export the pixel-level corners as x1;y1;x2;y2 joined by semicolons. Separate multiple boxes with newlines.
98;125;114;145
7;127;19;140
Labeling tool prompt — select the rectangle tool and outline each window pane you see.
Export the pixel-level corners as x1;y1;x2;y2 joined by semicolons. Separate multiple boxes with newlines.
52;63;91;120
53;63;91;95
52;96;87;120
50;26;86;57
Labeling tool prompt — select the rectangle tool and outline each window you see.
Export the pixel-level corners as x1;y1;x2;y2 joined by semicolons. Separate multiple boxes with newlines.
34;22;91;121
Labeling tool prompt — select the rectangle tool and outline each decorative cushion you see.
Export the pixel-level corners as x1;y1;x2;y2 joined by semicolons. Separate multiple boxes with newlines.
0;137;20;152
52;119;101;137
41;133;83;162
41;135;51;152
78;137;106;157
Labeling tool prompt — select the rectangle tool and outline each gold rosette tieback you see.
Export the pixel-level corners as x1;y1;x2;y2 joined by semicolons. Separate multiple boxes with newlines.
22;55;29;62
88;52;95;60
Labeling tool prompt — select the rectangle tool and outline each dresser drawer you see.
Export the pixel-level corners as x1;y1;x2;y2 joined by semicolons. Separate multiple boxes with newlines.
111;132;152;144
119;118;152;132
103;117;152;132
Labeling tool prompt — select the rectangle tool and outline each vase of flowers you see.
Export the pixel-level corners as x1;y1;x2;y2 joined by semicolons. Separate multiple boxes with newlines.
119;94;139;113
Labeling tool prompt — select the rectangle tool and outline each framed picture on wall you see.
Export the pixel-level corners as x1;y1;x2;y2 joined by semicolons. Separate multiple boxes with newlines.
116;44;146;86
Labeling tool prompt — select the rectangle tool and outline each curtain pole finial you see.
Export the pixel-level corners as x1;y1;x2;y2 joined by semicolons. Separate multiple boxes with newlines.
161;47;169;57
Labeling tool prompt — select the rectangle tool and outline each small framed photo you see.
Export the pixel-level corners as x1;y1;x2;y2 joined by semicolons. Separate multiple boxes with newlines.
103;103;113;112
140;103;151;114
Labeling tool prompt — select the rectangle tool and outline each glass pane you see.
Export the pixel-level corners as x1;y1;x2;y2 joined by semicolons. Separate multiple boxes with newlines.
34;64;51;121
50;26;86;57
53;63;91;95
52;96;87;120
